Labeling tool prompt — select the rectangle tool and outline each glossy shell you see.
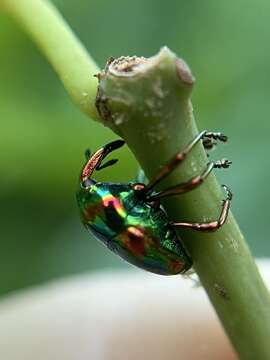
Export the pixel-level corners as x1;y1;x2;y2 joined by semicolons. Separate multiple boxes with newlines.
77;181;192;275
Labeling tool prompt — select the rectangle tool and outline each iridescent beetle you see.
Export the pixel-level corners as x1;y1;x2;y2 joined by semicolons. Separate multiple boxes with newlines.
76;131;232;275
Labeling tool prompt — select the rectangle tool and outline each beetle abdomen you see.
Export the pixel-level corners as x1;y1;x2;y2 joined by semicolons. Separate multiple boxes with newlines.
112;225;188;275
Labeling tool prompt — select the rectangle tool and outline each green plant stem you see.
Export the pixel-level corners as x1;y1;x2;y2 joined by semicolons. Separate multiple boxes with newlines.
1;0;100;119
3;1;270;358
96;49;270;359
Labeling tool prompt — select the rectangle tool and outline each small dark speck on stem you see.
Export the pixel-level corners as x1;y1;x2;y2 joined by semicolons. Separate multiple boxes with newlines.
214;283;230;300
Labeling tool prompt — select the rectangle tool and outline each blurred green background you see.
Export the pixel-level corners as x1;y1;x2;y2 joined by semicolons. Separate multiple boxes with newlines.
0;0;269;296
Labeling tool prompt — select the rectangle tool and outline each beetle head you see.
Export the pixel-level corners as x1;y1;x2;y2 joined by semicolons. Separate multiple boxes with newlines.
81;178;97;189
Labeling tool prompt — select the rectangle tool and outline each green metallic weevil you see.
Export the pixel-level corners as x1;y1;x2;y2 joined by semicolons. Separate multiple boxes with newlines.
76;131;232;275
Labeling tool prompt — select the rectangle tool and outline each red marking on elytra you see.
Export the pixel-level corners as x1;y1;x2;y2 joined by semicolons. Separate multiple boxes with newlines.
169;259;184;273
125;227;145;256
83;202;103;221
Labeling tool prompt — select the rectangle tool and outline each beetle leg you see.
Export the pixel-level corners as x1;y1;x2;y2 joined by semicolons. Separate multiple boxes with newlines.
172;185;232;232
146;130;227;191
148;159;231;199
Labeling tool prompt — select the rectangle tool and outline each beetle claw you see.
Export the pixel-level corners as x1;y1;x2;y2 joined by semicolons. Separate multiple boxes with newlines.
203;131;228;150
214;158;232;169
222;184;233;200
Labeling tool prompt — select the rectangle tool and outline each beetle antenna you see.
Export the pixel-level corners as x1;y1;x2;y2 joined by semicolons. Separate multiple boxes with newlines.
85;149;91;160
97;158;119;170
81;140;125;181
